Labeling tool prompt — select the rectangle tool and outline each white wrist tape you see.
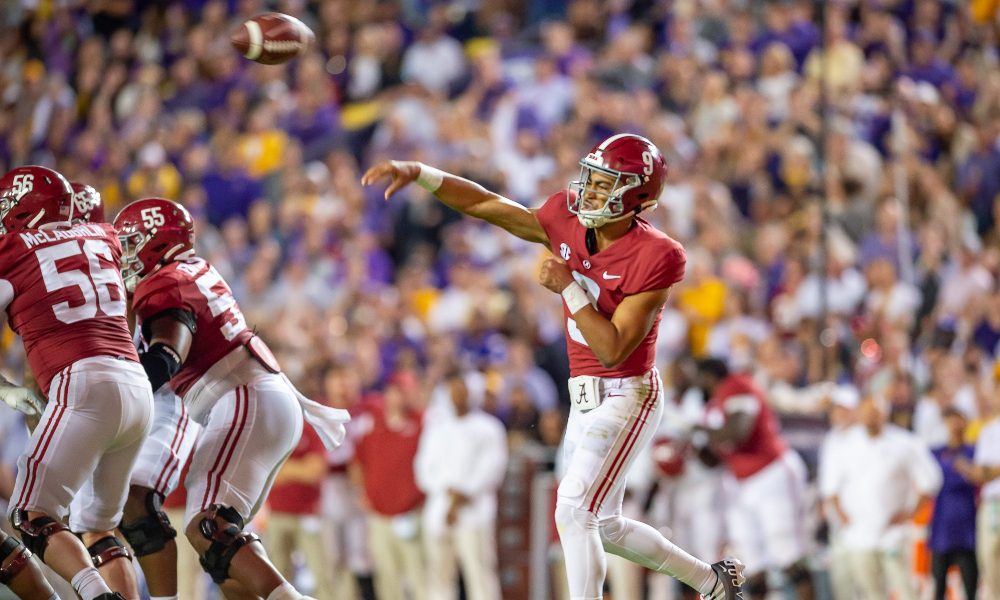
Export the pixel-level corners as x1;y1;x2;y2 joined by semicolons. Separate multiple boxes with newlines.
416;163;445;193
561;281;591;314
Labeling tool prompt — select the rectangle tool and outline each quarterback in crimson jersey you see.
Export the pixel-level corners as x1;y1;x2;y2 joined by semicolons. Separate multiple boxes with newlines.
110;198;346;600
363;133;745;600
695;359;813;599
0;165;153;600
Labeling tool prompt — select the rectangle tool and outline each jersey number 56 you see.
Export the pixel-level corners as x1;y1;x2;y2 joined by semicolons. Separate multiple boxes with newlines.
36;239;126;324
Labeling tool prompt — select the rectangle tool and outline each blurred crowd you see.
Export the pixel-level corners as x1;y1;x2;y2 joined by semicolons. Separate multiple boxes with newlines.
1;0;1000;598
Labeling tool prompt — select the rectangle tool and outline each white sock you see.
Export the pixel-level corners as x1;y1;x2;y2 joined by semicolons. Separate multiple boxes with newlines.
151;596;179;600
266;582;300;600
70;566;112;600
598;515;718;595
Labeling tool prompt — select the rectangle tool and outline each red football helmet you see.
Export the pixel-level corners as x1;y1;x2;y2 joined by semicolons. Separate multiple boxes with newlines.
70;182;104;223
568;133;668;228
113;198;195;292
0;166;74;234
651;437;688;477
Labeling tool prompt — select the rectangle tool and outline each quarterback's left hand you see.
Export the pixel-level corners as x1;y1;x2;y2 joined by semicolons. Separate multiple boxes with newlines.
0;385;44;418
539;256;575;293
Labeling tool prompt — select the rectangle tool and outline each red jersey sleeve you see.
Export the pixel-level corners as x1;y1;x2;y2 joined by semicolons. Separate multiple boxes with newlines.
623;238;686;295
132;270;197;322
535;190;573;244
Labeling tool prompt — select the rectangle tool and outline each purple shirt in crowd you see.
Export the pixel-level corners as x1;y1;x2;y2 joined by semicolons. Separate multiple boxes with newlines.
928;444;978;553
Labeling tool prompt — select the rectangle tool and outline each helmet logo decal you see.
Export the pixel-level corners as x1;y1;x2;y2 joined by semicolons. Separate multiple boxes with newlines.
10;174;34;200
73;190;95;214
560;243;571;260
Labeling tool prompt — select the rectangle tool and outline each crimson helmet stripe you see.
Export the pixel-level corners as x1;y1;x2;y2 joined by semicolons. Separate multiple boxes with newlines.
597;133;638;151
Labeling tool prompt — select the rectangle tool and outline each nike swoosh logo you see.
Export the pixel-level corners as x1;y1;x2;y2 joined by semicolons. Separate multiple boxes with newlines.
602;272;621;280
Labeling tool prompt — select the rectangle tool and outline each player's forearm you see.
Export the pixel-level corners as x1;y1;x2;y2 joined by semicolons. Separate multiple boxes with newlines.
695;412;752;446
425;169;504;216
965;463;1000;484
572;308;634;368
416;164;547;243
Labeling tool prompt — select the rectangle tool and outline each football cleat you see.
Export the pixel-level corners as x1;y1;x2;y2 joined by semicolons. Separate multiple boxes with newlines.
702;557;746;600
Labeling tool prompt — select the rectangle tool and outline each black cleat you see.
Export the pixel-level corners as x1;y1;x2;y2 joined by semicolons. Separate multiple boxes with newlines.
702;558;746;600
94;594;127;600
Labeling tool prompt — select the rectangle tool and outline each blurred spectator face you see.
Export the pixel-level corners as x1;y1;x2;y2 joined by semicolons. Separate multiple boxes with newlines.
384;382;405;414
933;355;963;395
887;371;915;406
449;375;470;416
221;218;249;251
324;366;361;408
761;43;793;77
780;137;814;192
829;402;856;429
910;37;934;67
865;256;896;288
876;199;901;234
943;408;967;441
859;395;889;432
507;339;534;371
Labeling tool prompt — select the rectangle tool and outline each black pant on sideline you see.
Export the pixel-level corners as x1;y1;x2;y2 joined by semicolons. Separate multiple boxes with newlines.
931;549;979;600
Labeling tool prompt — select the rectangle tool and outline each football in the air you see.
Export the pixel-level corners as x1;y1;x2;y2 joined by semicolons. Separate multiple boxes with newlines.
230;12;314;65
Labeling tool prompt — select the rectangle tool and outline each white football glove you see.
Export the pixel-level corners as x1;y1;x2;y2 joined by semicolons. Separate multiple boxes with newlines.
0;385;44;417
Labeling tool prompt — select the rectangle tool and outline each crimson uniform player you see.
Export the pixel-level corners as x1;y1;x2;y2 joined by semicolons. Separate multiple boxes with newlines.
108;198;349;600
62;185;202;600
0;165;154;600
362;133;745;600
694;359;813;599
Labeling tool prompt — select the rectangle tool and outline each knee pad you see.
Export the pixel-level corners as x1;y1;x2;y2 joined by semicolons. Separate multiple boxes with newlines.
0;533;33;586
87;535;132;568
9;509;69;562
119;490;176;556
553;502;598;537
785;560;812;585
196;505;260;584
597;515;629;546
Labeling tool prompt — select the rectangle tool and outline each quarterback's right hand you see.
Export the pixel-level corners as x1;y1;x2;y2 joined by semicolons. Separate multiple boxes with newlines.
361;160;421;200
0;385;44;417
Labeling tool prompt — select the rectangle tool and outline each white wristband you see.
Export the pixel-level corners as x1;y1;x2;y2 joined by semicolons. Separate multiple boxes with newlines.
416;163;445;193
561;281;591;315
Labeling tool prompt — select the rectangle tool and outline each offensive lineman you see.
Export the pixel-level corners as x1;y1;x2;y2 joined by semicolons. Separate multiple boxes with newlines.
0;165;154;600
3;179;113;600
64;185;202;600
362;133;745;600
108;198;348;600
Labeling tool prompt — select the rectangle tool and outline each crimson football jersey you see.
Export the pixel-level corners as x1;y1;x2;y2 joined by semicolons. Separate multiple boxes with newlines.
706;374;787;479
0;223;138;394
536;190;686;378
132;257;277;396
